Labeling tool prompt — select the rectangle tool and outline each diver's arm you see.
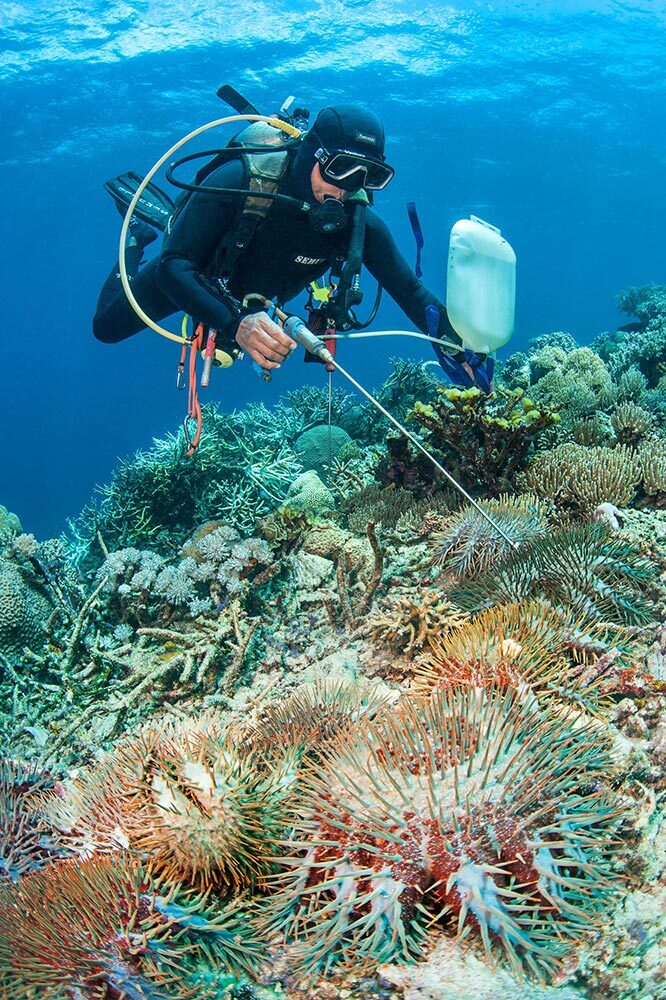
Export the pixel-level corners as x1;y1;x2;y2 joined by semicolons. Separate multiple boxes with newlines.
362;210;462;349
156;160;249;345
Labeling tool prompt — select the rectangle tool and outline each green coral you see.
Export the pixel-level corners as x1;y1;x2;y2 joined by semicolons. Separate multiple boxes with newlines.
285;470;335;513
293;424;353;479
406;385;558;493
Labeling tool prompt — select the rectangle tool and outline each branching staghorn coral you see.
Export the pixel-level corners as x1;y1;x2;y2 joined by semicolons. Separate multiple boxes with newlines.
451;523;657;625
39;596;263;763
264;685;622;981
0;854;263;997
68;402;304;566
272;384;356;440
428;493;550;578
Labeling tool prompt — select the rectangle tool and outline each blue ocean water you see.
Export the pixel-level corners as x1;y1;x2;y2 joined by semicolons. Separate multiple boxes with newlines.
1;0;664;539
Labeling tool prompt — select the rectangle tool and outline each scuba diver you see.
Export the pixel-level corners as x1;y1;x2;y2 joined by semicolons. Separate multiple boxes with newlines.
93;102;493;392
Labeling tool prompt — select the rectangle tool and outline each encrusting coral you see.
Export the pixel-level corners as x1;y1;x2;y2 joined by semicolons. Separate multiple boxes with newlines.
265;685;622;981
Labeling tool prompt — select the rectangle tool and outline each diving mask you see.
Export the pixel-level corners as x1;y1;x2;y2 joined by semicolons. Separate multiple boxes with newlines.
314;147;395;191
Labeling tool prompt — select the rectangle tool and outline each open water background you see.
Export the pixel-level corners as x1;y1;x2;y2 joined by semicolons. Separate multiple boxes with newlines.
1;0;664;537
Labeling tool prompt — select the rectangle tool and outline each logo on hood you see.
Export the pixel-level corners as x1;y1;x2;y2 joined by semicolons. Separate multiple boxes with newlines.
355;131;377;146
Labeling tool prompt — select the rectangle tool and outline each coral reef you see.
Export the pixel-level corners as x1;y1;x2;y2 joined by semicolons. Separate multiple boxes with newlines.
285;469;335;512
367;589;468;656
0;505;21;548
592;284;666;383
526;347;615;433
5;314;666;998
407;385;558;493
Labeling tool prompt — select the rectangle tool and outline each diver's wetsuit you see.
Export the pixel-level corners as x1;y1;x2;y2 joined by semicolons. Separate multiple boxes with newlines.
93;158;460;353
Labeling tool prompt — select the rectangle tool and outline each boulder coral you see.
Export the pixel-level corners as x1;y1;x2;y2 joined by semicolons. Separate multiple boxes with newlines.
0;556;52;658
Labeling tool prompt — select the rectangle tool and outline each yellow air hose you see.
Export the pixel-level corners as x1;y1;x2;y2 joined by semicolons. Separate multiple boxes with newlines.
117;114;301;360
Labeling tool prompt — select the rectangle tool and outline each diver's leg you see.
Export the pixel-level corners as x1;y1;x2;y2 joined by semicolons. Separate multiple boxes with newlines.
93;255;176;343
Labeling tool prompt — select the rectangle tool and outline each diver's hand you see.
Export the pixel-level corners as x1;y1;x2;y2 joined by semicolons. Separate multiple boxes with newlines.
436;349;495;394
235;312;297;370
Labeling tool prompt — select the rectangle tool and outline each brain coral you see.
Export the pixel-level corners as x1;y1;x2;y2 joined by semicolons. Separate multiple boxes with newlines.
286;470;335;512
0;506;21;549
0;557;52;658
294;424;353;478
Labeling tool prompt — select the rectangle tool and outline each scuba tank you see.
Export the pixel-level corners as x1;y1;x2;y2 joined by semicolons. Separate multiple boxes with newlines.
446;216;516;355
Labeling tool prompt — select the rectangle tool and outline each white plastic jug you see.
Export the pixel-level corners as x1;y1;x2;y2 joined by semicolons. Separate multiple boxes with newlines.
446;216;516;355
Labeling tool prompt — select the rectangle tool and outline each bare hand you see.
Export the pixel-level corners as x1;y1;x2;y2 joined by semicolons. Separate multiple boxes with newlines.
235;312;296;370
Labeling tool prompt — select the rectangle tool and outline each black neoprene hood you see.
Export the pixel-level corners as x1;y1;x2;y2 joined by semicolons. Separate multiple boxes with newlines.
311;105;387;160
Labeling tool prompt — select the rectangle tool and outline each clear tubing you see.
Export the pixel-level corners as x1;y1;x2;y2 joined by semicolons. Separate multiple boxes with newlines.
325;330;464;352
117;114;300;346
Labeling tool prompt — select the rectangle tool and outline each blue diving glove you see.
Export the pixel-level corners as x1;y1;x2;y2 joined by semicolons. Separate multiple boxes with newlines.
426;304;494;394
435;345;495;394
